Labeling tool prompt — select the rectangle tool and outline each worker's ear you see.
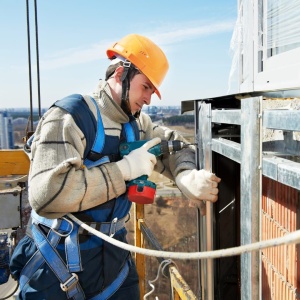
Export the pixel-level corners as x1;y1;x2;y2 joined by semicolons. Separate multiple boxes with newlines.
114;66;124;84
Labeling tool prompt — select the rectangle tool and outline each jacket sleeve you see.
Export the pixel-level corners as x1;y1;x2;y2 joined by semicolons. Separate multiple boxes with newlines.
138;113;197;180
29;107;126;219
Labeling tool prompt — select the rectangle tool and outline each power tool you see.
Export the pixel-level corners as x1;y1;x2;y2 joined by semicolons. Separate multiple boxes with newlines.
119;140;191;204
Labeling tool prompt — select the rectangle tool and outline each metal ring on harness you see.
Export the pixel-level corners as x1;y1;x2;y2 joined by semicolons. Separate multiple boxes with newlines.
108;213;130;237
109;218;118;237
52;217;74;237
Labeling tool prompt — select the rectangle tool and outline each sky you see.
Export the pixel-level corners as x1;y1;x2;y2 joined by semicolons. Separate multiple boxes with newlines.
0;0;238;109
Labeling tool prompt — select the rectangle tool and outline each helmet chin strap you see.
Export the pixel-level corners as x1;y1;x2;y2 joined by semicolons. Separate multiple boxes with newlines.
120;60;140;118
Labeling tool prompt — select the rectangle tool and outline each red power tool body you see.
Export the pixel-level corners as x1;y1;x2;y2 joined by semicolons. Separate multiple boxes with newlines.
119;140;187;204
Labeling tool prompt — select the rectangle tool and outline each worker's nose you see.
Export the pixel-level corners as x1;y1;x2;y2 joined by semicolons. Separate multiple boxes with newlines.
144;94;152;105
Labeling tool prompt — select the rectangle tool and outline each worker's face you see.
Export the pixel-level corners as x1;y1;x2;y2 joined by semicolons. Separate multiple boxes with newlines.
128;73;155;114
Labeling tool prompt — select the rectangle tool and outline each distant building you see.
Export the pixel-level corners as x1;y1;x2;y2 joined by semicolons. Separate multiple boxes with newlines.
142;105;181;118
0;111;14;149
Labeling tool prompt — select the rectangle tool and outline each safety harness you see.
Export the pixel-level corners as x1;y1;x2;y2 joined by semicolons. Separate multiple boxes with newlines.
118;58;141;118
19;94;139;299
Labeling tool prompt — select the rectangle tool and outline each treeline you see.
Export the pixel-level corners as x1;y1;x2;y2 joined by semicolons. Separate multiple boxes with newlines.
10;112;40;121
163;115;194;125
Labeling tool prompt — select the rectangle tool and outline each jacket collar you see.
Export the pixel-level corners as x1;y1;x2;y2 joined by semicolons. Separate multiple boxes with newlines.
93;80;130;124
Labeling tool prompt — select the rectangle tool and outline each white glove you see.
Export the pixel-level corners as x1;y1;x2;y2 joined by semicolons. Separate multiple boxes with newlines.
175;169;221;202
116;137;161;181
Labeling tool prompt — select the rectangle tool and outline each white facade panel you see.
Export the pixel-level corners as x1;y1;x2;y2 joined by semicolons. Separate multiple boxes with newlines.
229;0;300;94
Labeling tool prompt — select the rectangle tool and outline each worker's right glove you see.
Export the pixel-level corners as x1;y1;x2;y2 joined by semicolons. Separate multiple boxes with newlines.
175;169;221;203
116;137;161;181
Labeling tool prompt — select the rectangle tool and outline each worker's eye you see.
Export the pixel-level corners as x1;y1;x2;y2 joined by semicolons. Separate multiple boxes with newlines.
143;84;154;94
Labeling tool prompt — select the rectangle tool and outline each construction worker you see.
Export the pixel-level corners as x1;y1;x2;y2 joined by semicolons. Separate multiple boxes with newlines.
10;33;221;299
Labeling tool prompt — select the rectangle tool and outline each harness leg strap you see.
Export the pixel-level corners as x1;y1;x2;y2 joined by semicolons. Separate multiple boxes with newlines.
19;229;61;291
31;224;85;300
89;259;130;300
65;222;82;272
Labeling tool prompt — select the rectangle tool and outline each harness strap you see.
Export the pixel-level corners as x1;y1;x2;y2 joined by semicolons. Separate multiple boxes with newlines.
89;259;130;300
31;224;85;300
83;96;138;169
19;229;61;291
31;211;129;274
123;122;135;143
26;209;131;299
31;210;73;235
31;210;83;272
120;60;132;116
84;156;110;169
87;152;119;164
32;210;129;238
78;214;130;237
52;94;97;160
65;222;82;272
87;96;105;154
83;96;109;169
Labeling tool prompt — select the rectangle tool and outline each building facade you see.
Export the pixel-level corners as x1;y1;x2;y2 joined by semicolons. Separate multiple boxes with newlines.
0;111;14;149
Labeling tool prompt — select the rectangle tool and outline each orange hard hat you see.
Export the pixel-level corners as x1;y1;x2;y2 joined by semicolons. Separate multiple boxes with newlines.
106;34;169;99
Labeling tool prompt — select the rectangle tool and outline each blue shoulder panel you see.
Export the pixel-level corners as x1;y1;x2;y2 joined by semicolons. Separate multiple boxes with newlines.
53;94;97;159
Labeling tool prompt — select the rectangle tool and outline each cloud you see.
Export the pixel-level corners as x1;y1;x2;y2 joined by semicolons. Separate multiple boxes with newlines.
39;20;235;70
149;20;236;45
40;43;109;70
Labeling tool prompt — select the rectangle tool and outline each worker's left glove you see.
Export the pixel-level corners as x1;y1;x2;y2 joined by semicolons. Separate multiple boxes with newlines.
175;169;221;203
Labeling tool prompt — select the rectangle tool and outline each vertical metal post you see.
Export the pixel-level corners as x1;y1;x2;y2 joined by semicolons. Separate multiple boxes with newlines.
240;97;262;300
195;101;205;299
194;101;203;299
196;102;214;300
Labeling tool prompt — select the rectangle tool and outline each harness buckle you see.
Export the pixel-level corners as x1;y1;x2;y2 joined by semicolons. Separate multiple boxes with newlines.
60;273;79;292
109;217;118;237
123;60;132;69
52;217;74;237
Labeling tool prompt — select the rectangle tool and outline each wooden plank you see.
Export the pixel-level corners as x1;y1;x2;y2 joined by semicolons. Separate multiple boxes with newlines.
0;150;30;176
135;203;145;300
169;266;197;300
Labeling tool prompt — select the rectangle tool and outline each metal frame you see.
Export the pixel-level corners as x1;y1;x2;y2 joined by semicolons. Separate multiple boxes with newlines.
195;101;214;300
210;103;300;189
240;97;262;300
194;94;300;299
